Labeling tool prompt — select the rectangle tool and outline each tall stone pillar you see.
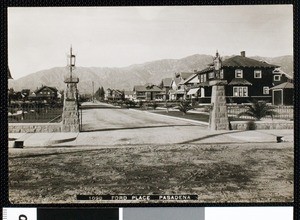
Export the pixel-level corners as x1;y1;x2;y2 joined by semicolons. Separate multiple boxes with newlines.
61;47;80;132
208;80;229;130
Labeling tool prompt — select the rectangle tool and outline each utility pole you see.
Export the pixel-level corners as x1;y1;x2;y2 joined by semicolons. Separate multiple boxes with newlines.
92;81;94;103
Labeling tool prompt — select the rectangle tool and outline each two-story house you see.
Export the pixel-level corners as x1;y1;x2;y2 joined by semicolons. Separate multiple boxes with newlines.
31;86;59;102
133;84;162;101
197;51;281;104
169;72;194;100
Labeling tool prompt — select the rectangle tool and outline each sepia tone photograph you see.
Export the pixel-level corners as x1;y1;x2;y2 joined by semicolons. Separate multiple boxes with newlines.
7;5;294;204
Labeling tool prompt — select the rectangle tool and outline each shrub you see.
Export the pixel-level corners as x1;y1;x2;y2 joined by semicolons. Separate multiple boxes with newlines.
238;100;278;121
177;101;194;115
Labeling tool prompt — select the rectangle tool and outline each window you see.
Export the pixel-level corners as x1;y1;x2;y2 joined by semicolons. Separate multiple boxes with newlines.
233;86;248;97
274;75;281;81
220;69;224;79
263;86;269;95
254;70;262;78
200;74;207;82
209;72;215;79
235;69;243;78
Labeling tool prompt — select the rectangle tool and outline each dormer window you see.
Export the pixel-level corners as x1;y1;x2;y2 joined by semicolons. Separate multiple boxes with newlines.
274;75;281;81
235;69;243;78
254;70;262;78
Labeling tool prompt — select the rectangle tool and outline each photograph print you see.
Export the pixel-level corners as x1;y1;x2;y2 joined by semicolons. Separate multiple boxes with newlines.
7;5;294;204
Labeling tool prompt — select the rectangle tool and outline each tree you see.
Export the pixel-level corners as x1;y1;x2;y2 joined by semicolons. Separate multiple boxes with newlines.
177;101;194;115
100;86;105;100
238;100;278;121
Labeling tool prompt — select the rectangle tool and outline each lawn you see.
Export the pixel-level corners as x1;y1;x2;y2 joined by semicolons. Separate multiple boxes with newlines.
8;108;63;123
9;143;293;204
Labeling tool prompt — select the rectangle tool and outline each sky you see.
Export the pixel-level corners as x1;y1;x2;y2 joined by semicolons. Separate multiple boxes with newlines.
8;5;293;79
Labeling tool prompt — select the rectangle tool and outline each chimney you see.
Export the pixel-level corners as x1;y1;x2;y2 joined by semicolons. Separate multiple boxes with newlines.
241;51;246;57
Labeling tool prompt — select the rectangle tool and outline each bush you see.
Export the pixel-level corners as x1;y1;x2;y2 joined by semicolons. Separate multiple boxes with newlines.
246;121;257;130
177;101;194;115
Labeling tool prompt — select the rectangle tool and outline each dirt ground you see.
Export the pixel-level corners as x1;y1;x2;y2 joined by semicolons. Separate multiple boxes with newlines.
9;143;293;204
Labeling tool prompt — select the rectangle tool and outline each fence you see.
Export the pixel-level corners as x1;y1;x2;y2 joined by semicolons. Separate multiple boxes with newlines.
226;104;293;120
8;103;63;123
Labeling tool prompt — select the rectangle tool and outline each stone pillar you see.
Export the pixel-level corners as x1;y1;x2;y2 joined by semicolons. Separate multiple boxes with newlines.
208;80;229;130
61;77;80;132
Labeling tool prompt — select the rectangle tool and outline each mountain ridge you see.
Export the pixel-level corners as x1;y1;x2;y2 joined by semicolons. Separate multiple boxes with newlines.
8;54;293;93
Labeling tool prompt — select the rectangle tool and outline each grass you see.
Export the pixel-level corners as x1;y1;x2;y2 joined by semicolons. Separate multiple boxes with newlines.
8;108;63;123
9;143;293;203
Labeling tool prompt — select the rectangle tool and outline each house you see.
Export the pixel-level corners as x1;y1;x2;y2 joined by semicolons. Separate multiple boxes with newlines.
182;73;201;100
170;72;194;100
105;88;124;101
105;88;113;100
270;82;294;105
197;51;283;104
159;78;173;100
124;91;134;100
29;86;58;102
133;84;162;101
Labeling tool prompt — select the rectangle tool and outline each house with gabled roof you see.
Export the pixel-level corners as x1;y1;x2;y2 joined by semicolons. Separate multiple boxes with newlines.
170;71;195;100
133;84;163;101
159;78;173;100
197;51;284;104
29;85;59;102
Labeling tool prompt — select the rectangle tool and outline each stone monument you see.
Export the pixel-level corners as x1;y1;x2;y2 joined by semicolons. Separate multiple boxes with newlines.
208;52;230;130
61;46;80;132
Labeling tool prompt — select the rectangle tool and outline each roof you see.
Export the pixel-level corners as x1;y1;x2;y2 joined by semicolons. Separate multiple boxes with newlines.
270;82;294;90
168;89;176;94
228;78;252;86
187;88;199;95
124;91;134;95
222;55;279;68
133;85;162;92
198;55;279;74
182;73;199;85
198;66;215;74
161;78;173;87
175;72;195;81
172;78;181;86
35;86;58;93
273;68;293;79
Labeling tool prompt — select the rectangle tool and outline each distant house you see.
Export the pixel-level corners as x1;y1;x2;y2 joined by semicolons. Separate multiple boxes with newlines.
170;72;194;100
105;88;124;101
159;78;173;100
105;88;113;101
270;82;294;105
124;91;134;100
29;86;58;102
182;73;201;100
197;51;282;104
133;84;162;101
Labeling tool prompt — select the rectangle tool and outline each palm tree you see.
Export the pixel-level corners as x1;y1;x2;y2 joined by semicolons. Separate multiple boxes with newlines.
238;100;278;121
177;100;194;115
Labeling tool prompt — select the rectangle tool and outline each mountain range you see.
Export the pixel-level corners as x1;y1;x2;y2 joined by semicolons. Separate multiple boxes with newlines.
8;54;293;94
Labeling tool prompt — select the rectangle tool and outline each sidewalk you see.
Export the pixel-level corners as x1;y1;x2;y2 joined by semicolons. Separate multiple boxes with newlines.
8;128;293;148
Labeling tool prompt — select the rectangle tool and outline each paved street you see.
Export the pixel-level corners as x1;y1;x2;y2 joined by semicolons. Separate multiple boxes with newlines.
80;102;207;132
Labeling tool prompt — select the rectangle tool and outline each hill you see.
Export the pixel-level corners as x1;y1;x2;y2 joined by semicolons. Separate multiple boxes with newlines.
8;54;293;94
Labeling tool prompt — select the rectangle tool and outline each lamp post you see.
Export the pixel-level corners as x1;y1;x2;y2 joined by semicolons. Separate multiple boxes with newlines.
69;46;76;81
